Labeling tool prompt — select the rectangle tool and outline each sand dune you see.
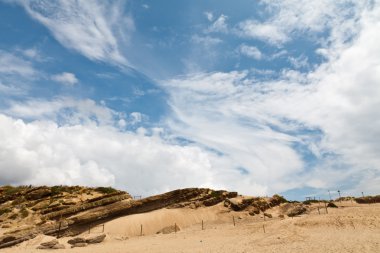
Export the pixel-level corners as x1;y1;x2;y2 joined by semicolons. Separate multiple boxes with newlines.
4;201;380;252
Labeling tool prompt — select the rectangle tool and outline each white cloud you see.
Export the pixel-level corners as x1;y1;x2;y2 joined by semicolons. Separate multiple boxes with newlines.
20;0;134;67
288;55;310;69
238;44;263;60
0;50;35;77
204;11;214;21
207;14;228;33
0;113;221;196
191;35;222;47
5;97;115;126
51;72;78;86
161;3;380;195
236;0;369;45
237;20;289;45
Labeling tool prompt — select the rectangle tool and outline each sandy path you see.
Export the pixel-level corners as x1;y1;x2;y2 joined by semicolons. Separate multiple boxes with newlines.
4;202;380;253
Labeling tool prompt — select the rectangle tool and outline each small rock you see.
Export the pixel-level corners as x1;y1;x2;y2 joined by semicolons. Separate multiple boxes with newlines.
115;236;128;241
156;224;181;234
67;237;86;245
40;239;58;247
71;242;87;248
52;243;65;249
264;213;272;218
287;205;307;217
327;202;338;208
85;234;106;244
36;245;50;249
279;214;285;219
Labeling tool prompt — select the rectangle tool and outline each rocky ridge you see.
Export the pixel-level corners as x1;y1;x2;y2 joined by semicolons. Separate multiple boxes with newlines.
0;185;291;249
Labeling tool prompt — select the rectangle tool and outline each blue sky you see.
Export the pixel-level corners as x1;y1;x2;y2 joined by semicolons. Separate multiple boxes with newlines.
0;0;379;200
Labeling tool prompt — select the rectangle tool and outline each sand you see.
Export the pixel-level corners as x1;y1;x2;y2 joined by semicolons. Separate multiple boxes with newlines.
4;201;380;252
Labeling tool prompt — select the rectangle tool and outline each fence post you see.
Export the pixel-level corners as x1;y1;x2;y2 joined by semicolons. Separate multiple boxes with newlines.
202;220;204;230
324;202;328;214
262;224;266;233
140;224;143;236
57;221;62;238
233;216;235;226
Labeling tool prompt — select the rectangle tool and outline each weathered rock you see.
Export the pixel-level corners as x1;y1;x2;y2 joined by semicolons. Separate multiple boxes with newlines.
52;243;65;249
327;202;338;208
40;239;58;247
85;234;106;244
36;245;50;249
67;237;86;245
264;213;272;218
71;242;87;248
287;205;307;217
156;224;181;234
248;206;260;216
279;214;285;219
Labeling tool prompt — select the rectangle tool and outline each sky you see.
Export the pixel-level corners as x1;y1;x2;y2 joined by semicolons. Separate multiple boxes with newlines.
0;0;379;200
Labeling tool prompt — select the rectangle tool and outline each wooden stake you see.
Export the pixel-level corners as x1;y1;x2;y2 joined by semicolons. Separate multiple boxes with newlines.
202;220;204;230
233;216;235;226
324;202;328;214
102;224;105;233
57;221;62;238
140;224;143;236
262;224;266;233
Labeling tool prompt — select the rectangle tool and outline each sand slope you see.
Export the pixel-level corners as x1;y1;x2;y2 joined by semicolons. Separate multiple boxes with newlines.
4;202;380;253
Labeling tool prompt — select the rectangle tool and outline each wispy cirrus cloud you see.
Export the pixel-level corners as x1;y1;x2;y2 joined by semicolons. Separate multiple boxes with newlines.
20;0;134;67
236;0;369;46
162;2;380;195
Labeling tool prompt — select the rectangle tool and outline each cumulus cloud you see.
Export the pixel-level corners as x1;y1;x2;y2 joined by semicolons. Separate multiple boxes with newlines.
51;72;78;86
0;113;221;195
20;0;134;67
238;44;263;60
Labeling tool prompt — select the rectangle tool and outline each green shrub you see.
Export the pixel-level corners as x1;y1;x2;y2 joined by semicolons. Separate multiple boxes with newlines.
20;207;29;218
94;187;118;194
0;208;11;216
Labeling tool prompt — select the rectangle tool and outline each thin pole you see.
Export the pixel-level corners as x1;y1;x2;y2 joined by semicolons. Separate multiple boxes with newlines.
338;190;341;202
102;224;105;233
262;224;266;233
57;221;62;238
233;216;235;226
324;202;328;214
202;220;204;230
140;224;143;236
